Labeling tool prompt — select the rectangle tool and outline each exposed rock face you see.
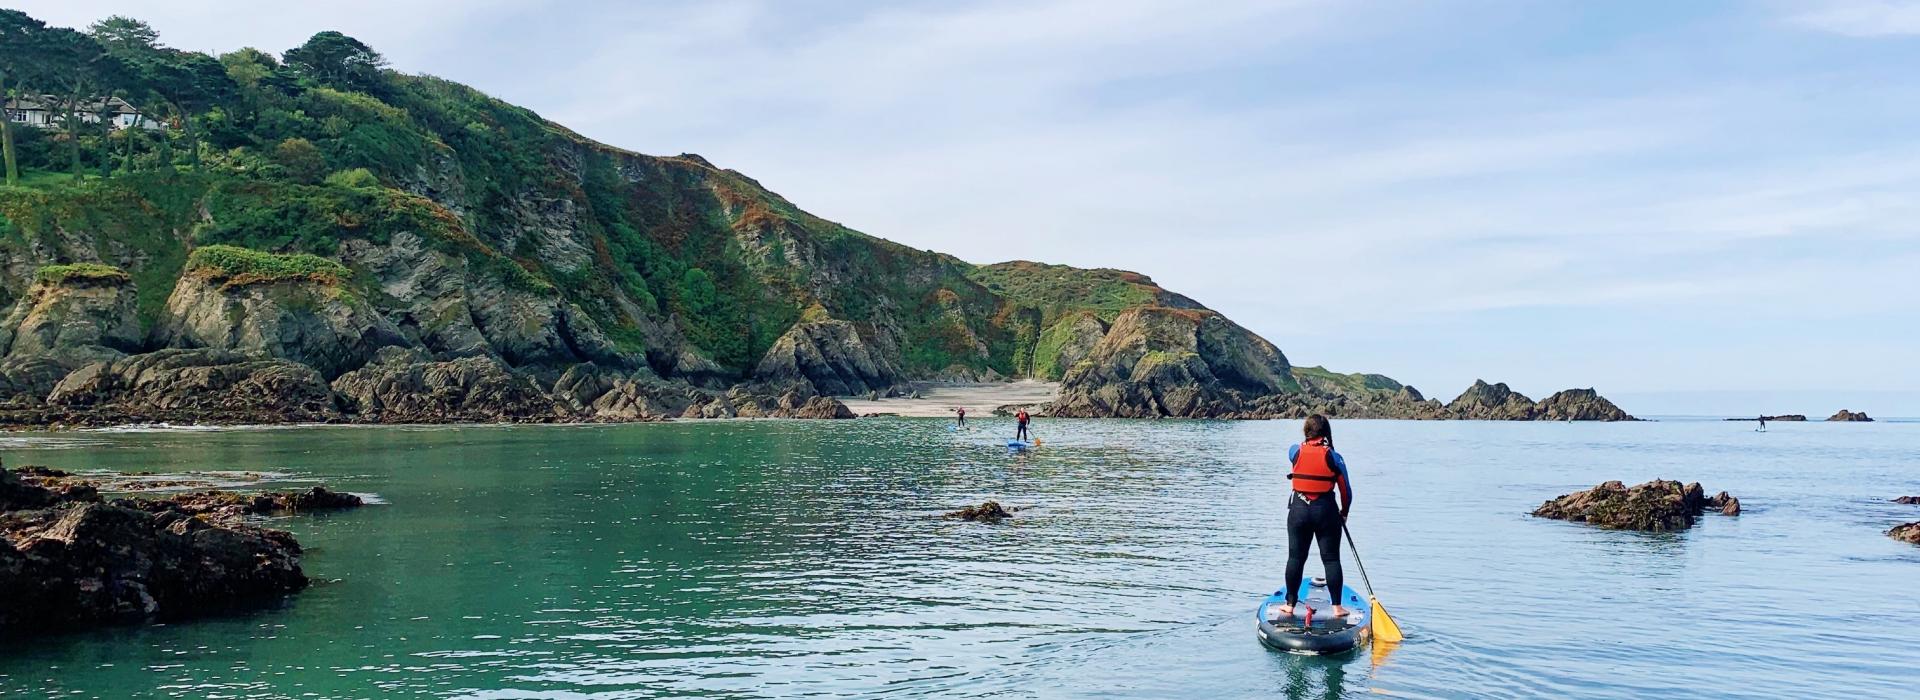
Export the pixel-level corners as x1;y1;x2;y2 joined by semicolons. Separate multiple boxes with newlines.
752;318;901;396
0;272;144;399
0;468;312;634
331;353;557;423
38;349;340;424
1049;307;1296;418
0;272;142;364
160;267;412;380
1032;312;1107;380
1531;480;1737;531
945;501;1014;521
1827;410;1874;422
1535;389;1635;421
1448;380;1539;420
1890;523;1920;545
337;232;630;371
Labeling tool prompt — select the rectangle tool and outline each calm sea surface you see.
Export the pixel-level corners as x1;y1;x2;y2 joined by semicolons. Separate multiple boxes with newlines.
0;418;1915;699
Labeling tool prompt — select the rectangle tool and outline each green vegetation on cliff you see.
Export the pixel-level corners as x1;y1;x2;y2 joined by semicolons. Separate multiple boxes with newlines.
184;245;349;286
34;263;131;285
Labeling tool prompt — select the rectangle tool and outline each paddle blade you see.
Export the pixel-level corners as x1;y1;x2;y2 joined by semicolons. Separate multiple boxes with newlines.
1370;597;1404;642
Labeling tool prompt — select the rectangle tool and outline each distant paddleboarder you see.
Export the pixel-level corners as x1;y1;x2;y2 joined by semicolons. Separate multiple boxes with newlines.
1757;415;1767;432
1015;409;1031;442
956;406;967;427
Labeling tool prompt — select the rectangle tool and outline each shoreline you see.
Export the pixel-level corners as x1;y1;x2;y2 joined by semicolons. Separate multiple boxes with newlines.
841;381;1059;417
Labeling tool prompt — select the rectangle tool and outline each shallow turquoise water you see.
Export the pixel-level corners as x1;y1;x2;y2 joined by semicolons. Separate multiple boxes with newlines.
0;418;1916;698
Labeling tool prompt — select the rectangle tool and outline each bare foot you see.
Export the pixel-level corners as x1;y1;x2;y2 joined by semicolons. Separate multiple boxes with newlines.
1275;603;1295;616
1330;605;1351;618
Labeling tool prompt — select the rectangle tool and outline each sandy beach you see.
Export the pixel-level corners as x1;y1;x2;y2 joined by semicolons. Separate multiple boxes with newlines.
844;381;1059;417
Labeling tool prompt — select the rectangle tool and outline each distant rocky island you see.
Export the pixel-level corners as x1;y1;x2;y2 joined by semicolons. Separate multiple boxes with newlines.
1721;410;1876;423
0;12;1631;426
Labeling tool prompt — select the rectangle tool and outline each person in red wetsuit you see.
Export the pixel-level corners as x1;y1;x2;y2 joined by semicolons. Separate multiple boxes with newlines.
956;406;967;427
1277;414;1354;619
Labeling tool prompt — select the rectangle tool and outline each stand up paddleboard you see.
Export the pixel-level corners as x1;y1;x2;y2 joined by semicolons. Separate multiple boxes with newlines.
1255;577;1370;655
1005;440;1030;451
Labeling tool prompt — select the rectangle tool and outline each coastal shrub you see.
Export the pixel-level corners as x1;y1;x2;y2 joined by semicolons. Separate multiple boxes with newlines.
324;167;380;189
272;138;328;184
34;263;132;285
185;244;350;286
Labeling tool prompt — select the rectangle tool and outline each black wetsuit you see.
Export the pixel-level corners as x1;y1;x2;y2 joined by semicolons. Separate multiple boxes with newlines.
1285;492;1344;607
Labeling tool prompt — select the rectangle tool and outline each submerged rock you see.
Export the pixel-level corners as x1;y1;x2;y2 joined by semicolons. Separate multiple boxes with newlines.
1827;410;1874;422
120;486;364;521
945;501;1014;521
0;467;324;634
1890;522;1920;545
1531;479;1737;531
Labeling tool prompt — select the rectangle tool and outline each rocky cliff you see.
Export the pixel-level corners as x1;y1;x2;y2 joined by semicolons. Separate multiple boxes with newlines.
0;20;1628;425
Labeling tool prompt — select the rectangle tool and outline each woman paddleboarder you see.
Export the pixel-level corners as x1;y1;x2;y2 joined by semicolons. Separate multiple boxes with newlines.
1277;414;1354;618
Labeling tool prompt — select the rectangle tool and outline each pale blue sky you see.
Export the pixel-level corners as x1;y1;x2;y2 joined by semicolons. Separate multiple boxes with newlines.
19;1;1920;415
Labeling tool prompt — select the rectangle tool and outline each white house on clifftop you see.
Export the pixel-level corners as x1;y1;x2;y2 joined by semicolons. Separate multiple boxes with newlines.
4;95;165;131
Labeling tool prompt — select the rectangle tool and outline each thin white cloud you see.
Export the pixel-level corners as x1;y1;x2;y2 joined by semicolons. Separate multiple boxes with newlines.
1787;0;1920;36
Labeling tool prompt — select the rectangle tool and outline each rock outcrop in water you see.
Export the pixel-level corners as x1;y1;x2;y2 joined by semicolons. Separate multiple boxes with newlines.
1890;522;1920;545
1893;496;1920;505
1531;480;1739;531
1827;410;1874;422
944;501;1014;521
1726;414;1806;422
0;465;358;634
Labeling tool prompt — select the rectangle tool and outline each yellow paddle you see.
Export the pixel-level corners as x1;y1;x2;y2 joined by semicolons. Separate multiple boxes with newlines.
1342;522;1404;642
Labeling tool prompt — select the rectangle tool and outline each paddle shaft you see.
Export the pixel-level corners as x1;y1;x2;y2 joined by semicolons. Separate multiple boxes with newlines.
1341;521;1377;597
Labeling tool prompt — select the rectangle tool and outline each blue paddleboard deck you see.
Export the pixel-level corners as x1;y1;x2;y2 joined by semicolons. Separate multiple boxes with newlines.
1254;580;1370;655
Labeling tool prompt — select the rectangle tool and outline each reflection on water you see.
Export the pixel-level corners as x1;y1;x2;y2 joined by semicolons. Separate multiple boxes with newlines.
0;418;1916;698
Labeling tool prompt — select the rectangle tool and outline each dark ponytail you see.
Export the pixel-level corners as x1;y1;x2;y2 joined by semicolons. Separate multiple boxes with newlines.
1303;414;1332;447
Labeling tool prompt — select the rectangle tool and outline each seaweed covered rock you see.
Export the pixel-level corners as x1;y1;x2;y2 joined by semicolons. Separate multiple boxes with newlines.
1531;479;1737;531
40;349;340;424
0;468;313;634
945;501;1014;521
120;486;364;521
1893;496;1920;505
331;354;557;423
1890;522;1920;545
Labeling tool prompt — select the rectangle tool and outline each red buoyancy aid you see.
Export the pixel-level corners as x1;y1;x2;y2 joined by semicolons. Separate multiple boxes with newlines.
1289;439;1338;495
